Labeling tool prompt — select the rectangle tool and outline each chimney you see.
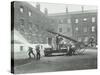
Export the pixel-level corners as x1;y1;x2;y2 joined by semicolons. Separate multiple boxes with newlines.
44;8;48;15
36;3;40;11
66;6;68;14
81;6;84;13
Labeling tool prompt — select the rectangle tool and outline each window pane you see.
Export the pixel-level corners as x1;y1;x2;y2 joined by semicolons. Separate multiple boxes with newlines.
83;18;87;21
20;6;24;13
75;19;78;23
28;11;32;16
92;26;95;32
75;27;78;31
84;37;89;42
92;17;95;23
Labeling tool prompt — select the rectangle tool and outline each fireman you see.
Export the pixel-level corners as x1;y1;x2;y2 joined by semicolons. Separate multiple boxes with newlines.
89;37;95;47
36;45;40;60
56;35;60;50
28;47;35;59
56;35;63;50
67;43;73;56
67;41;75;56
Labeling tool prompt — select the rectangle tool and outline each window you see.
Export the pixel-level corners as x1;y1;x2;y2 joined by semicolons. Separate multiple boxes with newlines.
47;37;52;45
75;27;79;31
83;18;87;21
68;19;71;23
84;37;89;42
75;19;78;23
59;28;62;32
28;11;32;16
92;26;95;32
92;17;95;23
20;6;24;13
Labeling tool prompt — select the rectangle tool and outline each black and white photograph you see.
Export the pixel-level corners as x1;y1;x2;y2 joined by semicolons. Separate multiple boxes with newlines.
11;1;97;74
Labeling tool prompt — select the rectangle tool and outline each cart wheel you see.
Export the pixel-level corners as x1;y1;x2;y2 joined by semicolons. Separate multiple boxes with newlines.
75;47;85;55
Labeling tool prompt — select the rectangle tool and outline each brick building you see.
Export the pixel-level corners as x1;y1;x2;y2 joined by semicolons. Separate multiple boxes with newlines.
70;10;97;43
12;1;97;49
48;9;72;43
12;1;55;45
48;9;97;44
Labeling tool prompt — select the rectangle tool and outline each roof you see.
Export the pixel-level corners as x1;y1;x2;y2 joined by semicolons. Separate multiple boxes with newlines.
48;10;97;17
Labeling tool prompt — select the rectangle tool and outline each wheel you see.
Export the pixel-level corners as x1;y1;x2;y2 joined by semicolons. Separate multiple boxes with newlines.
75;47;85;55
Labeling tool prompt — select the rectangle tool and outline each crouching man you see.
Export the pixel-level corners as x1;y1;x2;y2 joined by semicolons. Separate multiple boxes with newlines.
28;47;35;59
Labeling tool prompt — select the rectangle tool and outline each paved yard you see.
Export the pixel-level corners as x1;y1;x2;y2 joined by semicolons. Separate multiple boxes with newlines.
14;49;97;74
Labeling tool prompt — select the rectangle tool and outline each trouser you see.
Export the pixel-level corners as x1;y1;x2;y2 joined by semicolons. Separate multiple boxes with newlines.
28;52;35;59
68;49;73;56
37;53;40;60
56;44;59;50
72;48;75;55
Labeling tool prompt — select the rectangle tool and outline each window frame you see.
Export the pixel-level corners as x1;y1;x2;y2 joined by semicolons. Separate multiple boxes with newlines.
20;6;24;13
91;26;95;32
92;17;96;23
83;18;87;22
28;10;32;16
75;19;79;23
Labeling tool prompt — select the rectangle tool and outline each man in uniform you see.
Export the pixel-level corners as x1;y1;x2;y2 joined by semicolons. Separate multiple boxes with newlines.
28;47;35;59
67;41;75;56
56;35;63;50
67;43;73;56
36;45;40;60
56;35;60;50
89;37;95;47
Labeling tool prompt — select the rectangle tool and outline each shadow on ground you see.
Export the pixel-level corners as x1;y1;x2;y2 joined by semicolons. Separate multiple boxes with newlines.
12;58;35;66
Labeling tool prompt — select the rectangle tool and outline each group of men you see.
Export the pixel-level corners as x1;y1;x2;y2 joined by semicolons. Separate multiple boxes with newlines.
27;34;77;59
28;45;40;60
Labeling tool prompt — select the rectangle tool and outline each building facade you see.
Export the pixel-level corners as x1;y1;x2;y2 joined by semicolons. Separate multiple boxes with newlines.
12;1;97;50
70;10;97;43
13;1;55;45
49;12;73;44
48;10;97;44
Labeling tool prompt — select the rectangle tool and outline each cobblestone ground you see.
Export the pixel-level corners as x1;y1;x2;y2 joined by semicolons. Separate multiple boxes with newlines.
14;49;97;74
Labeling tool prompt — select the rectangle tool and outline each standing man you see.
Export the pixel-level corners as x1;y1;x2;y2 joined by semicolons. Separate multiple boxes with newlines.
67;43;73;56
56;35;62;50
89;37;95;47
71;42;76;55
36;45;40;60
28;47;35;59
56;35;59;50
67;41;75;56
